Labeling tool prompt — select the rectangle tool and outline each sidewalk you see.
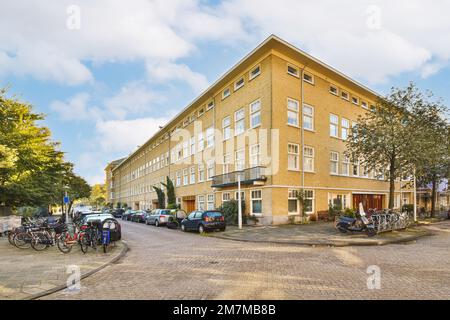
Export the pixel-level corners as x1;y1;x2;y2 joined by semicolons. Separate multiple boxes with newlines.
0;238;127;300
210;222;431;247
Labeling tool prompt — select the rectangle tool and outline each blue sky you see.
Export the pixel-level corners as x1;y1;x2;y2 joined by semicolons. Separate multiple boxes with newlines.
1;0;449;184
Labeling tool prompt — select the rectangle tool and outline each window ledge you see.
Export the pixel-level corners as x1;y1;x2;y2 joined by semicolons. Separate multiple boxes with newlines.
287;124;301;128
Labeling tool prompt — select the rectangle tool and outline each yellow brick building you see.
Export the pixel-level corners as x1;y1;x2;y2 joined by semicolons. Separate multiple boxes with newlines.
105;35;413;225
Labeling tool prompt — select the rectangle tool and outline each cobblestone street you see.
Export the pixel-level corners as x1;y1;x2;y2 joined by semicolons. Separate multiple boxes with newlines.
43;220;450;300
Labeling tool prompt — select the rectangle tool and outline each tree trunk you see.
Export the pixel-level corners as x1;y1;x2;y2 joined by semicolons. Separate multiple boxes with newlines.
431;176;437;218
388;163;396;210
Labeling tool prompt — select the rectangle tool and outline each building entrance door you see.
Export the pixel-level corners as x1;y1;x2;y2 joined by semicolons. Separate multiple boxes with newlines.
353;194;384;211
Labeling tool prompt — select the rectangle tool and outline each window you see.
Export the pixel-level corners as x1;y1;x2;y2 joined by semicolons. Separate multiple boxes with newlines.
352;96;359;105
207;194;215;210
341;118;350;140
198;132;204;152
287;98;299;127
361;163;369;178
330;114;339;137
206;100;214;110
222;88;230;99
329;85;338;96
328;193;349;210
394;194;401;209
222;192;231;203
303;72;314;84
177;144;182;161
198;107;205;117
235;149;245;171
303;104;314;131
183;168;188;185
287;65;299;77
249;99;261;128
352;160;359;176
223;154;231;174
361;101;368;109
330;152;339;175
304;146;314;172
234;108;245;135
234;191;245;202
287;143;299;170
370;105;376;112
222;116;231;140
234;77;244;91
341;91;349;101
198;164;205;182
250;144;260;167
190;166;196;184
207;160;215;180
249;65;261;80
288;189;299;214
176;170;181;187
341;155;350;176
190;136;195;155
304;190;314;214
183;141;189;159
206;126;214;148
198;195;205;210
251;190;262;215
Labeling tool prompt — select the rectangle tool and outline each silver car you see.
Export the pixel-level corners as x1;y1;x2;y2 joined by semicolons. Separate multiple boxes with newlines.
145;209;172;227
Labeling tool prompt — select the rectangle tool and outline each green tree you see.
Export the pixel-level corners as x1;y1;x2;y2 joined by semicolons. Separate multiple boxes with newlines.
90;183;106;209
346;84;425;209
153;186;166;209
162;176;176;207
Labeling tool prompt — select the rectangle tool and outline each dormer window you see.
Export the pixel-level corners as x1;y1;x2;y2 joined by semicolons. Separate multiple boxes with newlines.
287;65;299;77
234;77;244;91
249;65;261;80
222;88;231;100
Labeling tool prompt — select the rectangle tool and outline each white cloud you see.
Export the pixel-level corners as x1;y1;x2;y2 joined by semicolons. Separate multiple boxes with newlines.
146;61;209;93
50;92;102;120
95;116;173;154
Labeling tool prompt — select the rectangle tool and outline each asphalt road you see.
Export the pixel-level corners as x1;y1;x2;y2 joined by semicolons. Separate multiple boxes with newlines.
43;220;450;300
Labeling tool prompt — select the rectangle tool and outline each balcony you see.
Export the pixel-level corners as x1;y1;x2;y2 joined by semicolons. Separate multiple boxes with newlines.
211;166;267;188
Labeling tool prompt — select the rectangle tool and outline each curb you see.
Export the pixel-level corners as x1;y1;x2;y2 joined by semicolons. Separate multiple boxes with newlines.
23;240;129;300
210;230;432;247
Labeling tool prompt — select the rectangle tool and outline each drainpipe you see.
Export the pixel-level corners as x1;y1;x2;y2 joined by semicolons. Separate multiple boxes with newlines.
300;65;306;221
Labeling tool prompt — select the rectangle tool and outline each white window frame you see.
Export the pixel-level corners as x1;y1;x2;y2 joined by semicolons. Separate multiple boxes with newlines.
206;126;215;149
330;151;339;175
249;99;261;128
198;164;205;182
287;98;299;127
176;170;181;187
287;64;299;77
183;168;189;185
190;136;195;155
250;189;263;216
249;65;261;80
207;194;215;210
197;195;205;210
361;101;368;109
303;104;314;131
341;155;350;176
223;154;231;174
207;159;215;181
288;189;300;215
250;144;260;167
190;166;196;184
303;72;314;85
183;141;189;159
235;148;245;171
352;160;359;177
222;88;231;100
198;132;204;152
287;143;299;171
222;192;231;203
234;77;244;91
222;116;231;141
303;146;315;173
341;118;350;140
341;90;349;101
206;100;215;111
329;85;339;96
352;96;359;105
304;190;314;214
234;108;245;136
330;114;339;138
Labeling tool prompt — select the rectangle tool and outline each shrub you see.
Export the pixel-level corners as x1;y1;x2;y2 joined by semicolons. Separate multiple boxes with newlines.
402;204;414;214
218;200;246;225
343;208;356;218
167;203;179;209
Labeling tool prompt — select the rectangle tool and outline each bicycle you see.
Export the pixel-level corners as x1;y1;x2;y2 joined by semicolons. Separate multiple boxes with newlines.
79;220;102;254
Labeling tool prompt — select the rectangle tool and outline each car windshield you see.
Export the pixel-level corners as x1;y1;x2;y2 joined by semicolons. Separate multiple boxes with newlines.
160;210;171;215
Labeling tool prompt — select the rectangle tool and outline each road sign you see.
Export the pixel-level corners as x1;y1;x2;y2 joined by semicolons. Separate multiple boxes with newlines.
64;196;69;204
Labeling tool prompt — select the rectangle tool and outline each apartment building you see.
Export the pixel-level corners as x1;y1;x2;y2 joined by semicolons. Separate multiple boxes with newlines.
105;35;413;225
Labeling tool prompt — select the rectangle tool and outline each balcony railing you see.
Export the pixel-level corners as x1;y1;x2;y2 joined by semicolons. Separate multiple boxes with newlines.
211;166;267;188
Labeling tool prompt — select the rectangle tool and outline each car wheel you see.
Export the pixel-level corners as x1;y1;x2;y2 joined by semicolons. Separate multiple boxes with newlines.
155;220;159;227
198;224;205;234
181;224;186;232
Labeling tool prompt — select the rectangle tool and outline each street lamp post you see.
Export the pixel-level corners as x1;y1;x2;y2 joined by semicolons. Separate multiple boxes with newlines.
238;172;242;230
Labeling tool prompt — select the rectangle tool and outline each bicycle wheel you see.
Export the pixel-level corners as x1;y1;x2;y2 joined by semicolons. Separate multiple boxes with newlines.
56;232;73;254
80;235;89;254
8;231;15;246
103;243;108;254
31;233;49;251
13;232;31;249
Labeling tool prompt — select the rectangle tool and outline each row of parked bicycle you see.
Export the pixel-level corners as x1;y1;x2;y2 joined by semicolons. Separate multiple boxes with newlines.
119;208;227;233
335;203;411;237
7;213;120;254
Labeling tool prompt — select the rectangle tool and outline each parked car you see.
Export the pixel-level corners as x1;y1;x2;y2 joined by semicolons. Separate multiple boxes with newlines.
122;209;135;221
181;210;226;233
131;210;147;223
166;209;187;229
145;209;172;227
81;213;122;241
112;208;125;218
